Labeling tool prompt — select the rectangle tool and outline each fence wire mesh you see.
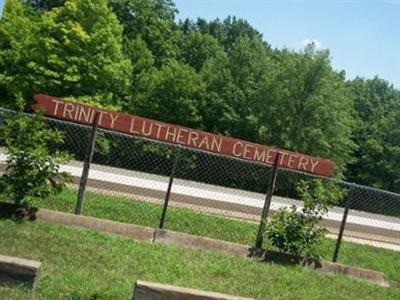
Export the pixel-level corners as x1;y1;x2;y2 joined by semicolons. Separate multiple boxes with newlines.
0;108;399;268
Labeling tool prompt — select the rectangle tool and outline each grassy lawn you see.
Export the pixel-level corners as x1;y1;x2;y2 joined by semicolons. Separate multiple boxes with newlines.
26;188;400;284
0;218;399;299
33;189;258;245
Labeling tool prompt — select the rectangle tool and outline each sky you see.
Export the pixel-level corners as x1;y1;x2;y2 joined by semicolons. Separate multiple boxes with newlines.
0;0;398;88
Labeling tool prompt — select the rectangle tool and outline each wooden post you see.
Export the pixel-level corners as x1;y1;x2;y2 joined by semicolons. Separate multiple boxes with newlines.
254;153;280;250
74;112;100;215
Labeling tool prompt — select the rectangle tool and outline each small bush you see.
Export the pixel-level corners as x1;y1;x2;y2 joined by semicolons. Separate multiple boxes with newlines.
265;179;345;257
0;109;71;207
265;205;326;257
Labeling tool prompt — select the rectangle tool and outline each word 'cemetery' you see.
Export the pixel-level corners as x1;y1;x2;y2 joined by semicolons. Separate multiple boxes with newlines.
33;94;334;177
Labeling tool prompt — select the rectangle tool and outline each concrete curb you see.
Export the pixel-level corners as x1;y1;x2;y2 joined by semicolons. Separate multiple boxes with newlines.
260;251;389;287
0;255;41;289
36;209;155;242
316;260;389;287
133;280;253;300
153;229;250;257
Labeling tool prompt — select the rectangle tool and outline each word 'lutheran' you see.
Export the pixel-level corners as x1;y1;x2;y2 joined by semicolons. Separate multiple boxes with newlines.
33;94;334;177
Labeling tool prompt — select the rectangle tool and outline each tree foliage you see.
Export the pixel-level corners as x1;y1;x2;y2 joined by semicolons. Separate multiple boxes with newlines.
346;77;400;192
0;0;39;106
255;47;357;173
110;0;179;65
1;0;131;107
0;0;399;190
0;107;71;207
132;60;205;128
24;0;65;10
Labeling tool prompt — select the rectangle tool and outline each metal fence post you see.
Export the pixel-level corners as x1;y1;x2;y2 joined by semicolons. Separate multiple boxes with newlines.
74;112;100;215
159;146;182;229
254;153;280;250
332;187;353;262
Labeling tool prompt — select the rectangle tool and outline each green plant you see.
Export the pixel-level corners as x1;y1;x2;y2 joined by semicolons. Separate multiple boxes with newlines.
0;109;71;207
265;205;325;257
265;179;345;257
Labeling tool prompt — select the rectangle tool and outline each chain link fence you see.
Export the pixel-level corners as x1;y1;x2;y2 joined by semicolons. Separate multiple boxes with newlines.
0;108;399;269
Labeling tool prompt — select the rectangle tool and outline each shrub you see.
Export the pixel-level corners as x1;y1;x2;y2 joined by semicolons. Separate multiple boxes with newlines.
265;179;345;257
265;205;325;257
0;109;71;207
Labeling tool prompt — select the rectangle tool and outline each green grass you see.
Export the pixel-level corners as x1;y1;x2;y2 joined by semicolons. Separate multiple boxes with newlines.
27;188;400;283
33;189;258;245
0;219;399;299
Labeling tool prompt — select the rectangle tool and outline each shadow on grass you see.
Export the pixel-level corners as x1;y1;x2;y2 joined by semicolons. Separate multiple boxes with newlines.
0;201;38;223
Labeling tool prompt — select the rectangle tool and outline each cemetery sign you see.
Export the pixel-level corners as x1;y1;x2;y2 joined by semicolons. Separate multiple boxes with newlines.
33;94;334;177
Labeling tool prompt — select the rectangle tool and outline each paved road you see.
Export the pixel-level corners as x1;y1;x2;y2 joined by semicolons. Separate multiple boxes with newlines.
1;152;399;250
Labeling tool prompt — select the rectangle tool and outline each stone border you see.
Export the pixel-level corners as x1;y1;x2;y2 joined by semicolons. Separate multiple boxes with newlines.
153;229;249;257
258;251;390;287
36;209;155;242
0;255;41;289
0;203;391;288
133;280;253;300
316;260;389;287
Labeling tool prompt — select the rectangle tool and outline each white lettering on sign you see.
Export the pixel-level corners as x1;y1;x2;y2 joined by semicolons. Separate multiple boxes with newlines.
32;94;334;177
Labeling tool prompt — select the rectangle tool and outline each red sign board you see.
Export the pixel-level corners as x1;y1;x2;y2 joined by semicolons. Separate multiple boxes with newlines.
32;94;334;177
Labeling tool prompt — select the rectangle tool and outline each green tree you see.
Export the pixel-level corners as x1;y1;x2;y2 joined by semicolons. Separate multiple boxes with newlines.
132;60;205;128
123;37;155;94
255;46;356;175
3;0;398;188
0;0;132;108
182;16;265;53
383;109;400;192
0;107;71;208
177;31;238;134
110;0;179;65
346;77;400;192
32;0;132;106
225;36;275;142
179;17;274;139
198;50;238;135
178;32;224;72
0;0;39;106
